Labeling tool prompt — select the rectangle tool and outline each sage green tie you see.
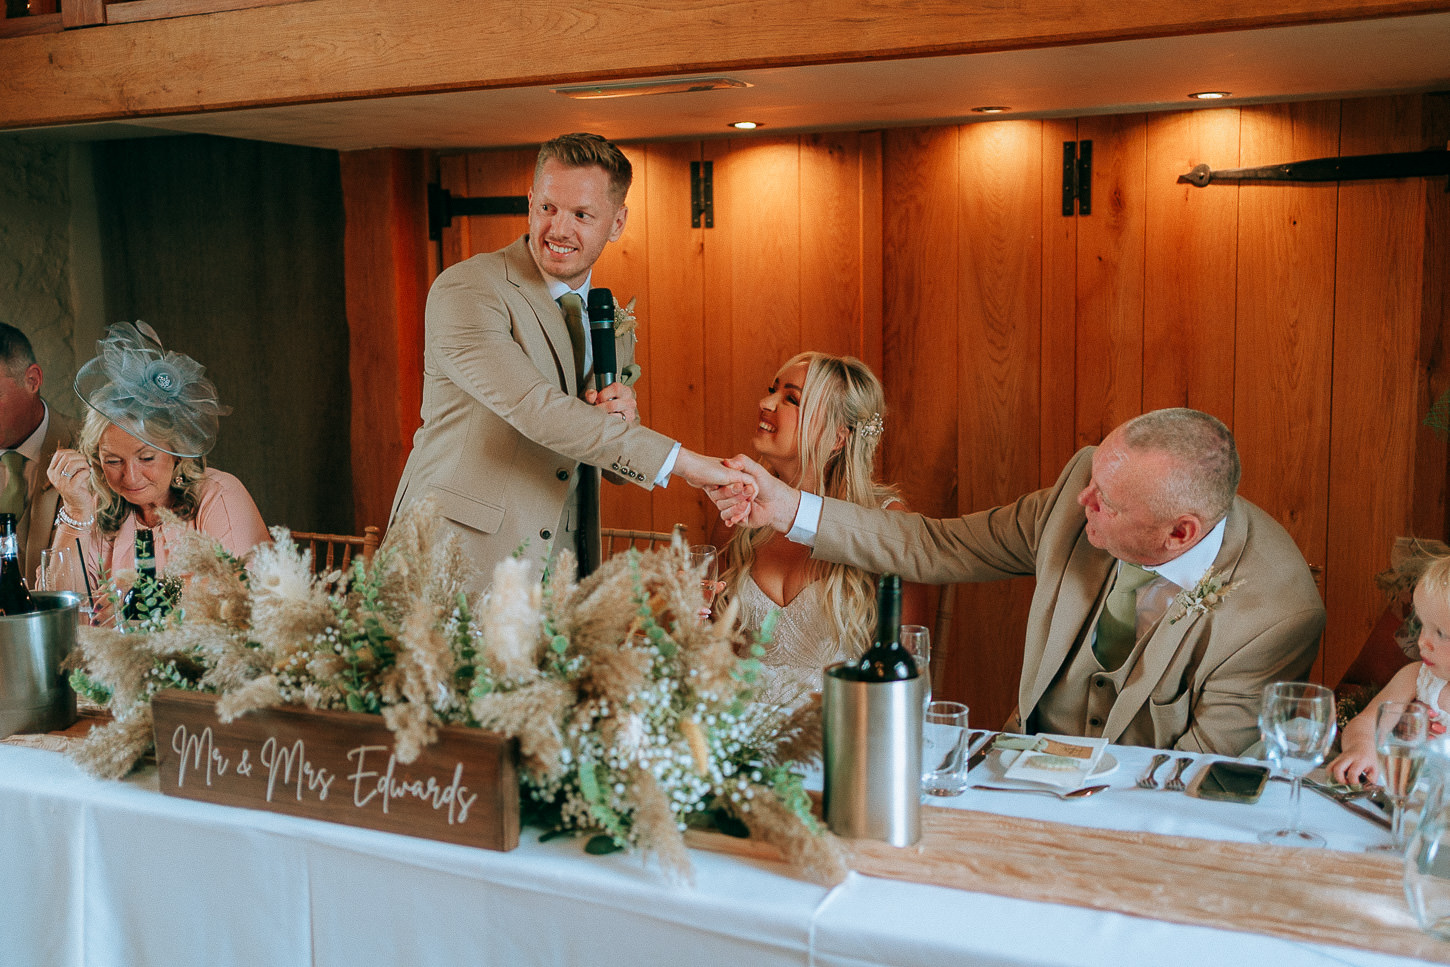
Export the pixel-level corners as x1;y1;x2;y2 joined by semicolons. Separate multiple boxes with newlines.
0;450;25;518
557;292;588;391
1093;561;1156;671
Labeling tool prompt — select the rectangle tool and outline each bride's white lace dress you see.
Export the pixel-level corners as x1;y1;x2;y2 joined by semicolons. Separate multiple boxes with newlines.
737;575;850;708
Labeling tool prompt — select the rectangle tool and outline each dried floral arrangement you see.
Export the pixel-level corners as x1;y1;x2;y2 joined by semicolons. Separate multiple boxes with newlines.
66;502;843;884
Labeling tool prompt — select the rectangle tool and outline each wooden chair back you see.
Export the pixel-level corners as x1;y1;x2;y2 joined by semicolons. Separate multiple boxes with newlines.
600;524;686;559
291;525;382;573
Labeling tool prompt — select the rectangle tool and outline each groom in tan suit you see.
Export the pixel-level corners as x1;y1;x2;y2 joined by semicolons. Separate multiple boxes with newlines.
391;133;746;587
711;408;1324;755
0;323;76;581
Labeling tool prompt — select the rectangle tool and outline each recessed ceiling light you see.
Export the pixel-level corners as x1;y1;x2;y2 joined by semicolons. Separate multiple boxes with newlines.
1189;91;1232;100
972;106;1010;114
554;78;751;100
729;121;762;130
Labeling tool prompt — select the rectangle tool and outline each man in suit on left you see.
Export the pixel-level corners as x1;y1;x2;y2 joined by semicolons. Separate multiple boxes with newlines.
0;323;76;581
391;133;749;589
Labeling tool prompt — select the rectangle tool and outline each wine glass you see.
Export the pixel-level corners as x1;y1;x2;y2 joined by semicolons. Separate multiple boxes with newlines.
1258;681;1337;847
687;545;719;620
900;624;931;708
38;545;96;626
1375;701;1429;851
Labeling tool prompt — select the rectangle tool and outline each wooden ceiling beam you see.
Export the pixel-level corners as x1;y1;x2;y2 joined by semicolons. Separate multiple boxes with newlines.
4;0;1450;130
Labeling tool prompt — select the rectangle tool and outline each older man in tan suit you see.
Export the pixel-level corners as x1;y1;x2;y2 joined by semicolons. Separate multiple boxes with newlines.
710;408;1324;755
0;323;76;581
391;133;745;587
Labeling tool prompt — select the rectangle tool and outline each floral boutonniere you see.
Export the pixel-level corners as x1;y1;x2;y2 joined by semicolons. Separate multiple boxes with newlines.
614;296;638;337
1168;567;1244;625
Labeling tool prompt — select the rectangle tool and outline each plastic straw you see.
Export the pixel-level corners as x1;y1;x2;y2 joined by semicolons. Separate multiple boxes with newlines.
74;535;97;619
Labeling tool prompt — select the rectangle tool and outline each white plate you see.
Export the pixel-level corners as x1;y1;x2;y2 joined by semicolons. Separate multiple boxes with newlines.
996;748;1120;779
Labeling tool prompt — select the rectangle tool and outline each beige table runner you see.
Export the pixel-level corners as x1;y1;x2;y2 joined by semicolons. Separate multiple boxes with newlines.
844;806;1450;962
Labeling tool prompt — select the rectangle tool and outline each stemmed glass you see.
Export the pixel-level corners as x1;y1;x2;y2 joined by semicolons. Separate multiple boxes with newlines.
1258;681;1337;847
37;546;95;625
1375;701;1429;851
900;624;931;708
687;545;719;620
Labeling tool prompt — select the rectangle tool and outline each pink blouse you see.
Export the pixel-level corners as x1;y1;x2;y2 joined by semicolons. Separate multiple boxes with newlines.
54;468;269;587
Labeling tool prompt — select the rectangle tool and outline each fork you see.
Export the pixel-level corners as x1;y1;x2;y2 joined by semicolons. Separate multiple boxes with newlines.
1163;756;1194;792
1137;752;1171;789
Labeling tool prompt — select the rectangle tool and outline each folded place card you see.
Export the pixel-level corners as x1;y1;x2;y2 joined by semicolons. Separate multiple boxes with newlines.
1000;734;1109;789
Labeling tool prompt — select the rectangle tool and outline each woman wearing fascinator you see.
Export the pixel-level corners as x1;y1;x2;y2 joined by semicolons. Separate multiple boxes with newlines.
45;321;269;583
717;351;927;707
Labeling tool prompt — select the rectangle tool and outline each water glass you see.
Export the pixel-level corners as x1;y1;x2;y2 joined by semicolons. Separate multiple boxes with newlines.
1407;749;1450;938
921;700;970;797
1257;681;1337;847
1376;701;1430;850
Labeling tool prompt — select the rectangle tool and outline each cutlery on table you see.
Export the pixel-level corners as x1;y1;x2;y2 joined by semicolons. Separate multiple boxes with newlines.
972;783;1110;800
1285;776;1393;830
1137;753;1171;789
1163;756;1194;792
964;731;1001;774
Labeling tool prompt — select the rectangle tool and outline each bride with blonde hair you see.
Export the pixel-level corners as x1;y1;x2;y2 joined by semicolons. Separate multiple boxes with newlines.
720;351;927;704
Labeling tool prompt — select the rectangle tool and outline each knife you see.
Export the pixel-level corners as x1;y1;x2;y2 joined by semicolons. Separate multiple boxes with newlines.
964;731;1000;774
1300;778;1392;830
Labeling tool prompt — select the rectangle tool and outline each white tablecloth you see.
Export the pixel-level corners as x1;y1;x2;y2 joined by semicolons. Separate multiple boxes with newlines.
0;742;1439;966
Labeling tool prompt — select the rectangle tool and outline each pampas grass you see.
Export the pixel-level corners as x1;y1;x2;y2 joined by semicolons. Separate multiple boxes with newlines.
65;499;838;884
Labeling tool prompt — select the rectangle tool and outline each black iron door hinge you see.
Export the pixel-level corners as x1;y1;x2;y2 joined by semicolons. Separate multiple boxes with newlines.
691;161;714;228
1062;140;1092;216
427;184;529;240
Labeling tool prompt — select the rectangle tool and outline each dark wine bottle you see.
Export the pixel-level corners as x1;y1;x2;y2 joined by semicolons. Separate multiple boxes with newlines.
121;529;159;622
0;513;36;616
842;573;917;681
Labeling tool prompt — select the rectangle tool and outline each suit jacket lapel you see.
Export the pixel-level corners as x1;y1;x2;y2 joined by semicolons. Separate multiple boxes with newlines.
1101;502;1251;742
21;414;69;580
1022;533;1116;715
505;237;578;396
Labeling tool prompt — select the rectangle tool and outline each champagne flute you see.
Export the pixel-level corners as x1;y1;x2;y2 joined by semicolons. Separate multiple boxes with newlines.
687;545;719;620
1375;700;1429;850
1257;681;1337;847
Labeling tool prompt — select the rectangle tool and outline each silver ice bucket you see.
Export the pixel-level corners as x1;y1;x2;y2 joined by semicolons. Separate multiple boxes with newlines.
822;661;925;846
0;591;79;738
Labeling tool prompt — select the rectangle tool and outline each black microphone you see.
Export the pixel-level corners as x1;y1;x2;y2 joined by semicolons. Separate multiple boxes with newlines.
587;288;617;390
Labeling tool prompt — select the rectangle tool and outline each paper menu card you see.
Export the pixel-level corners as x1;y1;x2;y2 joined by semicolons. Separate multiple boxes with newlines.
1000;734;1109;789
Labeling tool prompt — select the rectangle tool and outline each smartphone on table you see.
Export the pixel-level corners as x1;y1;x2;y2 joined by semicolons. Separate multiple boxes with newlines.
1195;760;1270;803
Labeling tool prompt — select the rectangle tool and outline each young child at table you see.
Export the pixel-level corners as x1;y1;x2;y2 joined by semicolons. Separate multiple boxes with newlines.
1329;553;1450;784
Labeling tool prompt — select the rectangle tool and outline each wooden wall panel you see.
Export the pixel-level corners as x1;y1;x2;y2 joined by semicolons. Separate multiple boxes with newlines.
1040;118;1079;484
1074;114;1147;448
1414;94;1450;544
954;120;1044;731
338;148;429;534
1325;95;1428;686
800;132;875;364
720;138;804;470
881;127;960;520
1233;100;1339;643
1142;109;1239;419
637;141;709;541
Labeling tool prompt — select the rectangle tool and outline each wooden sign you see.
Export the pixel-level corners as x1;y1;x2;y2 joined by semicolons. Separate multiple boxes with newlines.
151;690;519;851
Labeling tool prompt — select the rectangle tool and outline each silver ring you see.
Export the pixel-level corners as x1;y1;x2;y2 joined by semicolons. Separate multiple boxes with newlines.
61;470;73;478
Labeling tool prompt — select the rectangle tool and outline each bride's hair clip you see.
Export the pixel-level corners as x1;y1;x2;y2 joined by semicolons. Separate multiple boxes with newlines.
855;412;884;439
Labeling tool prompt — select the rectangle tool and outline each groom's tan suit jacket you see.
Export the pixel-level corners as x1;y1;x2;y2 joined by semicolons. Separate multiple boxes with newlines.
813;446;1324;755
390;236;674;587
